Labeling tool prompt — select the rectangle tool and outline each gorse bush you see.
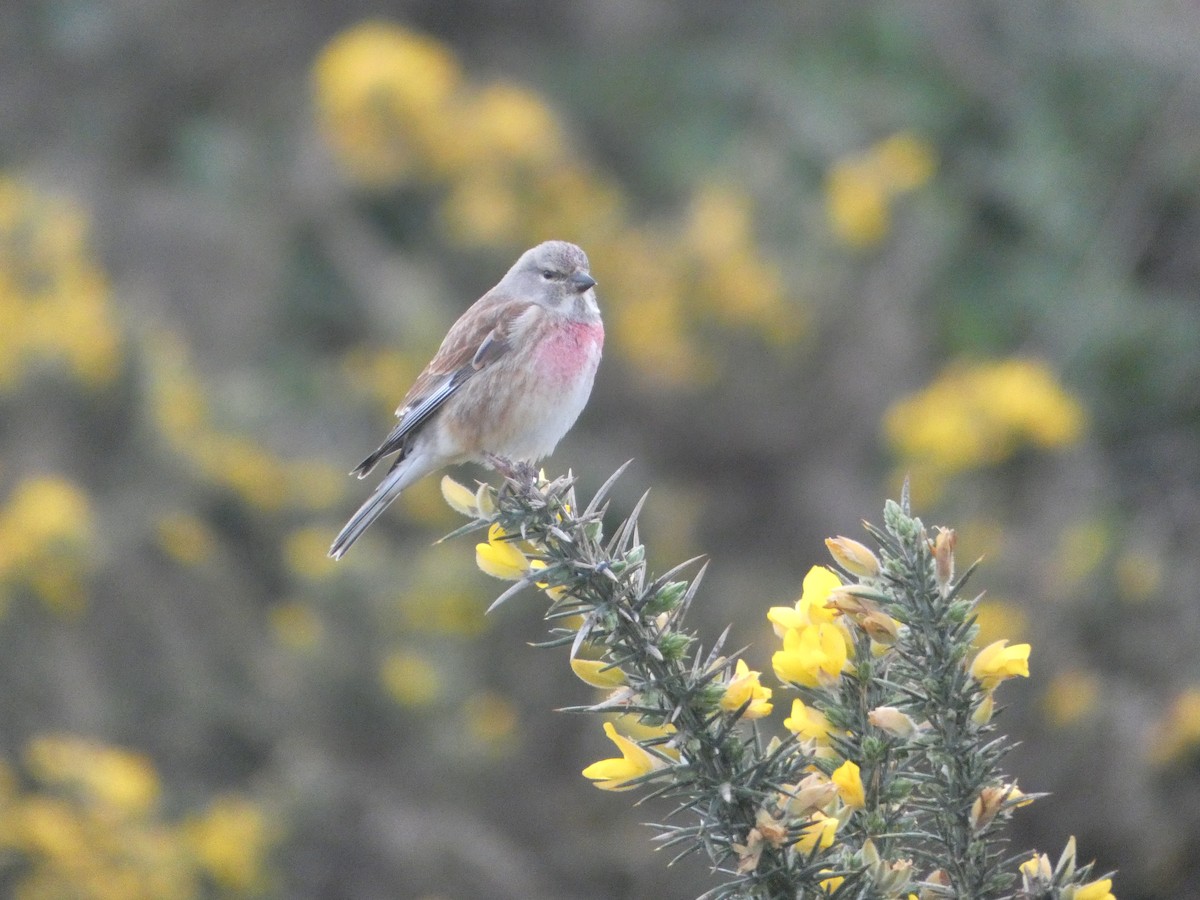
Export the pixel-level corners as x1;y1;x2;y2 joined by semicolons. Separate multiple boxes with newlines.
443;466;1115;899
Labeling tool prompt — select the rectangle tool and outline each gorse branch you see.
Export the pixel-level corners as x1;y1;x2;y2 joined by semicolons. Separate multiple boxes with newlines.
442;467;1116;900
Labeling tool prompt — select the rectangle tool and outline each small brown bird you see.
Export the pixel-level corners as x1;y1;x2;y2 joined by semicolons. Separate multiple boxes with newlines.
330;241;603;559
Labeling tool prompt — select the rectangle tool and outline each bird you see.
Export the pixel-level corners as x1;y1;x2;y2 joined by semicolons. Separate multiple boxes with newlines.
329;240;603;560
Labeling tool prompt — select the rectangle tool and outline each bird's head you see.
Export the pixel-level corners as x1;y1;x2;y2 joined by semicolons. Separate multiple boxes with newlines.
503;240;599;319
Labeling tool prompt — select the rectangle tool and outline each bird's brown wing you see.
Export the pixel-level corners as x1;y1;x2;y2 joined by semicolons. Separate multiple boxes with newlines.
351;294;534;478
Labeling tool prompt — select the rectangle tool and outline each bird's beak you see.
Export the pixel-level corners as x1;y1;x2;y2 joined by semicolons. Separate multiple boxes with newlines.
569;271;597;293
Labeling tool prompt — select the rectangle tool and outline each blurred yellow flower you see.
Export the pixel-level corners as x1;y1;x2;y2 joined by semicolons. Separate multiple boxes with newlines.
582;721;665;791
0;176;123;390
311;23;804;384
1042;669;1100;728
0;734;272;897
400;587;490;637
186;795;275;892
825;132;936;247
1147;686;1200;766
155;512;216;567
1054;519;1111;591
1114;548;1163;603
25;736;160;818
0;476;93;615
381;650;441;707
464;690;518;748
313;21;462;184
819;871;845;894
972;600;1028;649
873;132;937;191
146;331;345;514
269;601;324;651
885;358;1086;493
826;162;890;247
463;82;562;167
441;173;523;246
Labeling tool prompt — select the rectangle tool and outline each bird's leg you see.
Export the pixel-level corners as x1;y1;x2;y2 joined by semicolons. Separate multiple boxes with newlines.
486;453;516;477
487;455;539;493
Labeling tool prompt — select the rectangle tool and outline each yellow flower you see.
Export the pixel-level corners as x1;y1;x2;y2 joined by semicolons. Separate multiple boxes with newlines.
767;566;843;635
783;699;833;744
719;659;773;719
1020;852;1052;882
970;639;1032;691
1071;877;1115;900
819;871;845;894
607;713;677;748
475;523;529;580
794;811;839;855
570;658;628;689
581;721;664;791
830;759;866;809
528;559;569;600
772;623;849;689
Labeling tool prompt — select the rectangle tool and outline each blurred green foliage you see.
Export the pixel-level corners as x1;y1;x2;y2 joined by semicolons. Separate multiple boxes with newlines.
0;1;1198;897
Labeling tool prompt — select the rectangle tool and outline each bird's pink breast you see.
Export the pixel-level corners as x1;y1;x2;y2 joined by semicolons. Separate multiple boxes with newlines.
535;320;604;381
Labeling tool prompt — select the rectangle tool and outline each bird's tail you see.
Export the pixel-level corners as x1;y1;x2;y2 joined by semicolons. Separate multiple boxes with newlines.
328;454;432;560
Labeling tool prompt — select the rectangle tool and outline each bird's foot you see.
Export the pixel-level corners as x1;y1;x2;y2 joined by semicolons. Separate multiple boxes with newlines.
487;455;539;485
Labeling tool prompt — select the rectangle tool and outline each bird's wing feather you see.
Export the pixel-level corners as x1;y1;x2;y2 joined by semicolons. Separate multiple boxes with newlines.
351;294;532;477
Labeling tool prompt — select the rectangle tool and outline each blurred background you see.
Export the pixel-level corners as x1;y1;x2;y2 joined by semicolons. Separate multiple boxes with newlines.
0;0;1198;897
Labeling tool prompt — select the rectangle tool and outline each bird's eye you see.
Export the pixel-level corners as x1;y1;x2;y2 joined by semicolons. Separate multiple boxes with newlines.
540;269;556;280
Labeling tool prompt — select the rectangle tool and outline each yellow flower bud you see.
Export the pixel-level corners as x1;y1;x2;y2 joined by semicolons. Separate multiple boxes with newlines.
868;706;920;738
933;527;956;585
825;536;880;577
